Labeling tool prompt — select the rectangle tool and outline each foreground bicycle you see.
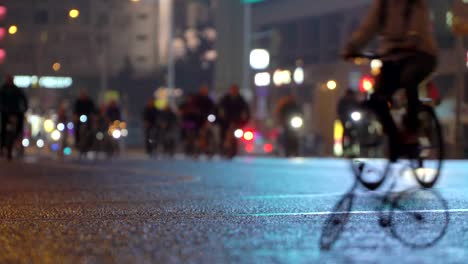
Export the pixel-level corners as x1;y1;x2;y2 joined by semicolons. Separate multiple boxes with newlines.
343;53;444;190
320;174;449;250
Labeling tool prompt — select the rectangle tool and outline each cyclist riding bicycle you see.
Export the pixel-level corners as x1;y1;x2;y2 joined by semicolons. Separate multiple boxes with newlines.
342;0;438;162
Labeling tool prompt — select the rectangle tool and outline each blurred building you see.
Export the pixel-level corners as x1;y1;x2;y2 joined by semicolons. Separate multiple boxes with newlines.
2;0;213;106
249;0;463;156
0;0;216;147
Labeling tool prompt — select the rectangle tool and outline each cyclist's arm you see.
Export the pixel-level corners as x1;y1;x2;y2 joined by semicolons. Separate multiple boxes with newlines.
344;0;383;53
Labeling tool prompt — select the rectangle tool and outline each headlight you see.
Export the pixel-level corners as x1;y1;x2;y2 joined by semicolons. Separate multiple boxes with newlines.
234;129;244;139
57;123;65;132
67;122;74;130
290;116;303;129
51;130;61;141
22;138;30;147
207;114;216;123
351;111;362;122
80;115;88;123
36;139;45;148
112;129;122;139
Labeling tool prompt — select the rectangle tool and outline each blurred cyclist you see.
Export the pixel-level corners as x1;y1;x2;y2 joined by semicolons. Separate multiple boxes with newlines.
179;94;201;156
106;100;122;124
218;84;250;146
73;90;96;146
275;95;302;157
159;104;178;156
0;75;28;159
195;85;216;128
337;89;360;126
143;99;159;156
275;95;300;127
342;0;437;161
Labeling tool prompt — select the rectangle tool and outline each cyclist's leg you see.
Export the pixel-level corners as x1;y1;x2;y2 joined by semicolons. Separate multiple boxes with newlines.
368;62;400;137
366;61;401;161
400;53;437;133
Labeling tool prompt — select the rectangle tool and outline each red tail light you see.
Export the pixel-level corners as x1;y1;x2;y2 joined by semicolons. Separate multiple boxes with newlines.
263;143;273;153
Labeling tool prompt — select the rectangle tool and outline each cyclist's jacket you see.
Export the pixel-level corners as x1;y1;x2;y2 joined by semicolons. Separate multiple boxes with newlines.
345;0;437;57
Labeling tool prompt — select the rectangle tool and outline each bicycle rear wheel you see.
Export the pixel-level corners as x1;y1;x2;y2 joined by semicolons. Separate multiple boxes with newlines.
410;105;444;188
345;108;391;190
389;188;449;248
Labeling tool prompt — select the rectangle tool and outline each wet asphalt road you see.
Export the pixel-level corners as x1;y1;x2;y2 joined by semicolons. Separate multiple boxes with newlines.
1;155;468;263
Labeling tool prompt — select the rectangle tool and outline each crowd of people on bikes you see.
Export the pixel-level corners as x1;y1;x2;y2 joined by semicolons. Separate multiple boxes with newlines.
0;74;126;160
143;84;251;158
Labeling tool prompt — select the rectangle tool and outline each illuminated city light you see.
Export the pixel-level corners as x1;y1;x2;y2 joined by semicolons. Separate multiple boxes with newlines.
96;132;104;141
112;129;122;139
67;122;74;130
121;129;129;137
243;131;254;141
290;116;304;129
273;70;292;86
36;139;45;148
360;77;374;92
0;28;6;40
51;130;61;141
44;119;55;133
245;144;255;153
57;123;65;132
293;67;305;85
0;49;5;64
52;62;61;72
254;72;271;87
51;143;60;152
263;144;273;153
207;114;216;123
250;49;270;70
22;138;30;148
64;147;72;156
80;115;88;123
8;25;17;35
13;76;73;89
234;129;244;139
0;6;7;20
327;80;337;90
351;111;362;122
69;9;80;19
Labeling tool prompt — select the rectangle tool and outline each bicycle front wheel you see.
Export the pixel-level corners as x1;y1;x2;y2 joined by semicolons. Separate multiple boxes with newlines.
345;108;392;190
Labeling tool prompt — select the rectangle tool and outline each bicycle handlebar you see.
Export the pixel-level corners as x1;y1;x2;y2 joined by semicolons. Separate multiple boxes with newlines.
347;52;382;60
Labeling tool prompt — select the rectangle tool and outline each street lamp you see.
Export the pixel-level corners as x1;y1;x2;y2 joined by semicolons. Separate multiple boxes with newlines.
327;80;337;90
249;49;270;70
8;25;17;35
69;9;80;19
293;67;304;85
52;62;61;72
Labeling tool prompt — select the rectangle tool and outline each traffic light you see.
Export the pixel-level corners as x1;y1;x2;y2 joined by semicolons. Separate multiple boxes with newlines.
359;76;374;93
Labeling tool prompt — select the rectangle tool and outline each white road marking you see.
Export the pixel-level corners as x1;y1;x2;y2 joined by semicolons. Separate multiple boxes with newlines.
238;208;468;217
